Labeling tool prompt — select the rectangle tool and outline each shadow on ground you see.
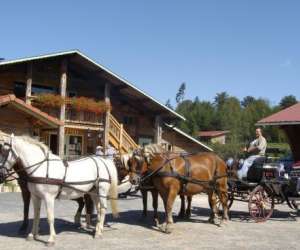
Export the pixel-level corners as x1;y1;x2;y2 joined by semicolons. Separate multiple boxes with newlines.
192;206;298;223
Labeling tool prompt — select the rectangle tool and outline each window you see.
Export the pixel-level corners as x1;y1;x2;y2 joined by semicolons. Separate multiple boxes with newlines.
31;84;57;95
14;82;26;98
14;82;58;98
138;137;153;147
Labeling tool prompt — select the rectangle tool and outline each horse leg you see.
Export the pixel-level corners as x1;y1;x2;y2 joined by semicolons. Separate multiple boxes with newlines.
85;194;94;228
18;180;30;234
74;197;84;226
93;187;108;238
151;189;159;227
178;194;185;218
185;195;192;219
208;191;221;226
162;188;178;234
44;196;56;246
141;189;148;217
218;187;229;222
27;194;41;241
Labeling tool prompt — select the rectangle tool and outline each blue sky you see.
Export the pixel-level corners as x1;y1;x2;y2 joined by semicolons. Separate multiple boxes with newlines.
1;0;299;106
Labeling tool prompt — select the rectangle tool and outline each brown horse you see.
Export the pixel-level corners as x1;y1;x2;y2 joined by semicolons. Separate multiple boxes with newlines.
128;144;229;233
118;153;193;225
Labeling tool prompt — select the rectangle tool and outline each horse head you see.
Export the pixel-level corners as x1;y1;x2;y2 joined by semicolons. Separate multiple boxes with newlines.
127;147;147;185
0;132;19;183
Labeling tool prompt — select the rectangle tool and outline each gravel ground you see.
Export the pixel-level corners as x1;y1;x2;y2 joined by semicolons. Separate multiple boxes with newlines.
0;192;299;250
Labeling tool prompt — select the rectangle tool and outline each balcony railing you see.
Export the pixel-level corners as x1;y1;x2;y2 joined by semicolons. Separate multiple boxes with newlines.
65;107;103;124
109;114;138;153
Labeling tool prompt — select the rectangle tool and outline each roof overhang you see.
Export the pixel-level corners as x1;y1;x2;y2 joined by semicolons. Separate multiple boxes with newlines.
256;121;300;126
0;95;62;128
164;123;213;152
0;50;185;121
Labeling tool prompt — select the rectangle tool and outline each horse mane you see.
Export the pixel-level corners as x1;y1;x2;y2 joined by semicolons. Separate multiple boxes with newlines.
143;144;166;157
17;135;49;155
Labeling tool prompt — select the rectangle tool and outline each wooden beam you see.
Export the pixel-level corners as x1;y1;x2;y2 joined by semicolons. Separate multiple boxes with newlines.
103;82;110;152
119;123;123;151
154;115;162;144
58;59;67;158
25;62;32;104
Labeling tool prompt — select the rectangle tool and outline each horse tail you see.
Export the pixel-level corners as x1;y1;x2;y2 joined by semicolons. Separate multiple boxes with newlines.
108;161;119;218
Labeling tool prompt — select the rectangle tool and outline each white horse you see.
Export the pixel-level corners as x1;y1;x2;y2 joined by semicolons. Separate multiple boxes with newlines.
0;132;118;246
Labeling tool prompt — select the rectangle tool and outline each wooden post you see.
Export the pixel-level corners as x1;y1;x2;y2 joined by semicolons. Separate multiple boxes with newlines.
119;123;123;152
25;62;32;104
58;59;67;158
103;83;110;152
154;115;162;144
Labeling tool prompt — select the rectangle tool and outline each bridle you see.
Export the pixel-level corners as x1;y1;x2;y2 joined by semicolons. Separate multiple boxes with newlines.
0;138;19;181
128;150;175;184
0;138;58;183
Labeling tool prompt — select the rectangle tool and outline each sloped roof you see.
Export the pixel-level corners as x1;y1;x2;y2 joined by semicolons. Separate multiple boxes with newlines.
198;130;230;137
0;50;185;121
164;124;213;152
257;103;300;126
0;94;62;128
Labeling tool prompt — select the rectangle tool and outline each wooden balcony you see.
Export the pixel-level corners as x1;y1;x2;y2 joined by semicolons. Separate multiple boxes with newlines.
65;107;103;125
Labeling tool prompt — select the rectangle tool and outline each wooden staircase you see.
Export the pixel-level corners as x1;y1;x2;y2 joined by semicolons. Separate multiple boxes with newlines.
108;114;138;153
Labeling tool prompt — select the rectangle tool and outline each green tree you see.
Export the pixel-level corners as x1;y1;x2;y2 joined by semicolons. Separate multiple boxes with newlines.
175;82;186;104
241;96;256;108
241;98;272;143
279;95;297;110
214;92;229;108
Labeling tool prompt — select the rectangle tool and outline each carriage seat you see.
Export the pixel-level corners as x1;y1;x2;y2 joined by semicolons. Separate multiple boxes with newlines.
246;156;267;182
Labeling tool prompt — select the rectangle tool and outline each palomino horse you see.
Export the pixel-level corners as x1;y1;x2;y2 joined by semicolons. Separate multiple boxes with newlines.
0;161;94;234
0;133;118;246
127;144;229;233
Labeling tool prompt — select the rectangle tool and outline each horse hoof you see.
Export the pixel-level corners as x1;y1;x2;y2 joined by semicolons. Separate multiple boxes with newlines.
164;225;173;234
46;241;55;247
154;219;159;228
26;234;34;241
208;217;214;224
94;234;103;239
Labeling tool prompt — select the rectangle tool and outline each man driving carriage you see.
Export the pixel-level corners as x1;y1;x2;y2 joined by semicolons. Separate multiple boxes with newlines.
238;128;267;180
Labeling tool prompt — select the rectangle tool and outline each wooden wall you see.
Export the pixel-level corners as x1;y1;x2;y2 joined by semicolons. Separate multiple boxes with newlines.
162;129;209;153
0;106;34;135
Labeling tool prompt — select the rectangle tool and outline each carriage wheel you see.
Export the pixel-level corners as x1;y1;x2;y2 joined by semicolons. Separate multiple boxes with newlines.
248;185;274;222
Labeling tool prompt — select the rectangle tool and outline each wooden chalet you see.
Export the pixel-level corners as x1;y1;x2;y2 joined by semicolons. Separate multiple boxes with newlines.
0;50;211;160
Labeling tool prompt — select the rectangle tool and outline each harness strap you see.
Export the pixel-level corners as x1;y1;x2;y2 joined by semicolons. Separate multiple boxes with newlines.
182;156;191;193
97;157;112;183
28;176;111;186
56;160;69;199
